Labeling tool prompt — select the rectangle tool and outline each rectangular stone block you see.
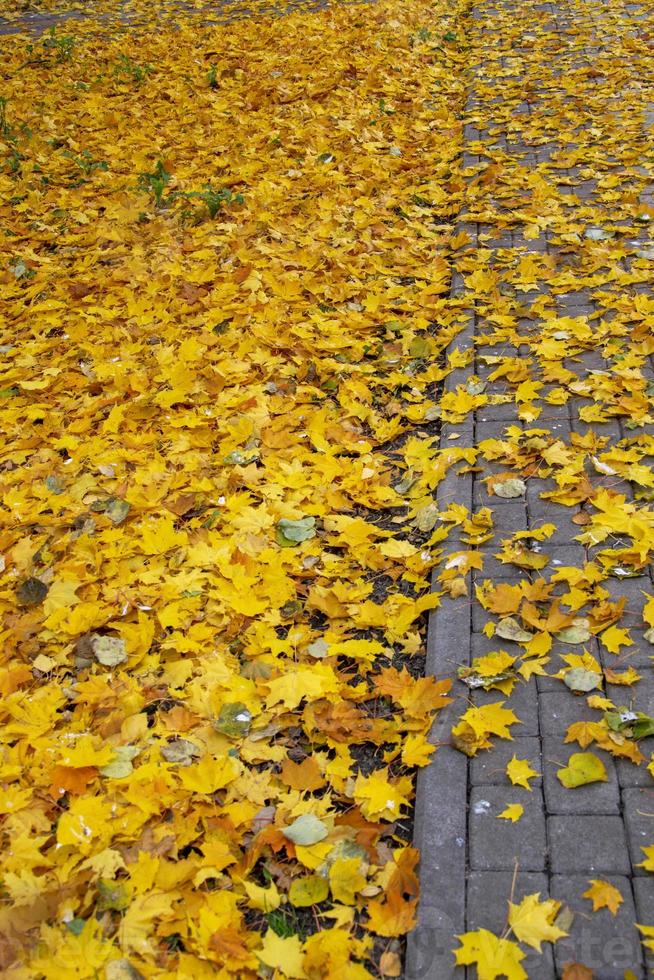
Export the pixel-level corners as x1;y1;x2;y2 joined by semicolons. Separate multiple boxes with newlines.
606;671;654;715
623;787;654;874
490;502;529;536
466;871;554;979
551;875;644;980
539;690;603;736
548;815;631;875
542;736;620;814
615;756;652;788
470;735;542;787
529;501;584;545
469;786;546;871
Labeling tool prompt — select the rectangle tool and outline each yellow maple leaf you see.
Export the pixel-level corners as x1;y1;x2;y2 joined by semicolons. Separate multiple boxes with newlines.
353;769;411;821
139;516;188;555
329;857;366;905
564;721;607;749
119;893;176;954
57;735;115;769
498;803;524;822
401;733;437;767
508;893;568;951
600;625;632;655
257;931;306;979
367;890;417;937
456;701;520;740
242;879;281;912
603;666;642;686
582;879;624;915
454;928;526;979
265;665;340;710
638;845;654;872
637;924;654;954
178;755;239;794
642;593;654;629
506;755;539;790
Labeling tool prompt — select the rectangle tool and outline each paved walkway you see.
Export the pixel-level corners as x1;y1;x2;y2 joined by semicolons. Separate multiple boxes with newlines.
409;0;654;976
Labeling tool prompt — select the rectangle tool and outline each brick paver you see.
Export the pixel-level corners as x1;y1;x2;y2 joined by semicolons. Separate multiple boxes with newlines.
407;0;654;975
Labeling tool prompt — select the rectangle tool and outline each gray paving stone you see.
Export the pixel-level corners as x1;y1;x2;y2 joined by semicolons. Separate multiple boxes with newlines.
470;735;542;787
466;871;555;979
571;419;623;441
623;787;654;874
539;689;604;735
489;502;529;535
634;872;654;914
528;501;584;545
469;632;516;660
598;629;654;669
471;601;498;633
551;875;644;979
475;419;516;440
599;577;651;608
410;2;654;969
542;544;589;571
535;671;563;693
542;736;620;814
469;785;546;871
525;476;553;508
606;671;654;717
616;756;653;788
548;815;631;875
471;401;521;427
634;877;654;978
532;411;572;433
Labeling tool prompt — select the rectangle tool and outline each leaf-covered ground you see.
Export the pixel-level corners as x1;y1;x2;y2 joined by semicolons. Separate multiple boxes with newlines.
0;1;470;975
4;0;654;974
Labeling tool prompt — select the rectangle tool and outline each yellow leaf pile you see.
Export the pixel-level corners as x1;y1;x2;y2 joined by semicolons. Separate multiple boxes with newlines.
0;0;469;973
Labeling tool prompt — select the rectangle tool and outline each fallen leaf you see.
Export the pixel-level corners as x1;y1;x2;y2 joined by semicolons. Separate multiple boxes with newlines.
556;753;608;788
582;880;624;916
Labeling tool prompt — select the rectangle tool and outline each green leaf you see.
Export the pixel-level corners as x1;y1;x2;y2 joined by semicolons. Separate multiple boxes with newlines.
413;502;440;532
100;746;140;778
90;634;128;667
106;497;130;525
276;517;316;546
555;620;591;644
281;813;328;846
563;668;602;693
97;878;131;911
213;702;252;738
494;477;526;498
495;617;533;643
224;449;260;465
605;709;654;740
584;226;613;241
65;917;86;935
